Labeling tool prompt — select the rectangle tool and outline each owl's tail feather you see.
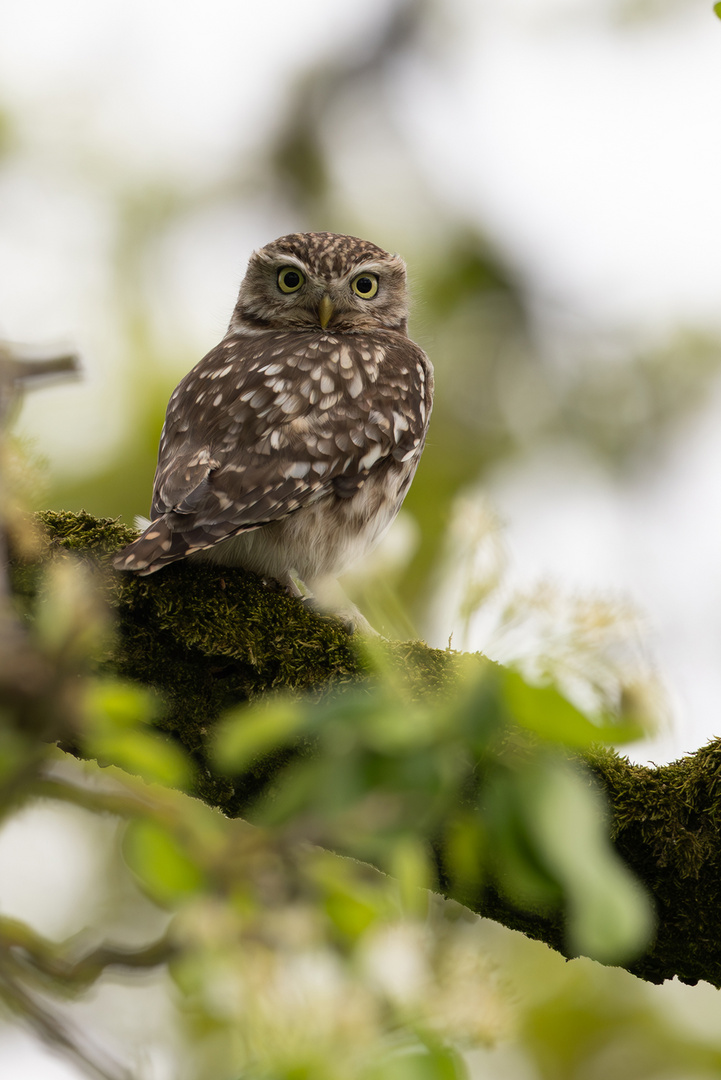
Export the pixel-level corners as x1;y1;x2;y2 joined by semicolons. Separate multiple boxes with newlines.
113;517;217;576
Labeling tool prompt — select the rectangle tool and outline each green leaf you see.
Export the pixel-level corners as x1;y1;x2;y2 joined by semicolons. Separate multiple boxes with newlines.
715;2;721;20
485;767;564;908
519;758;654;962
503;670;642;747
324;891;379;940
123;819;205;906
212;697;303;773
363;1042;468;1080
88;729;191;787
443;812;487;897
390;836;434;916
84;678;157;729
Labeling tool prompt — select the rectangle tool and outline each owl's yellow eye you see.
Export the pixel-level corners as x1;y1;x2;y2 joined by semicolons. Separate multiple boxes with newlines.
278;266;305;293
351;273;379;299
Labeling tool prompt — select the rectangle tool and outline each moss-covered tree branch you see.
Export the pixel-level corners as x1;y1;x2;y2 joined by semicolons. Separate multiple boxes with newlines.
21;509;721;991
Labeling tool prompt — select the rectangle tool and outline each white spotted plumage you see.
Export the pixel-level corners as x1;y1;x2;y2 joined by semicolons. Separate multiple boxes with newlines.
114;232;434;592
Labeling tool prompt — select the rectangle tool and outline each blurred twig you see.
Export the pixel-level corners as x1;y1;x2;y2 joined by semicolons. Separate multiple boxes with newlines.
0;342;81;743
0;341;80;426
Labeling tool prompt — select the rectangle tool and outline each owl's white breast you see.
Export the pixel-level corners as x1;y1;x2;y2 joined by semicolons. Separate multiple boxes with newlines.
193;454;419;584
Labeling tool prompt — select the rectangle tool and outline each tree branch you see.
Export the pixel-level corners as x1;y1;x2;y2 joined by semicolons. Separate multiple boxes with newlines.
22;509;721;989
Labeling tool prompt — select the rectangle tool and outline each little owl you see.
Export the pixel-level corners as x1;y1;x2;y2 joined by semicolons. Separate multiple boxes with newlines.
114;232;433;624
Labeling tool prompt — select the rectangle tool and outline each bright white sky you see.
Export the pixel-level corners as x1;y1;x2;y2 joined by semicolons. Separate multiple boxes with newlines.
2;3;721;1070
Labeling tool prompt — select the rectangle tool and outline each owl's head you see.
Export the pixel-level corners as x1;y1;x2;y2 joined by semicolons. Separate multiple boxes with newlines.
230;232;409;335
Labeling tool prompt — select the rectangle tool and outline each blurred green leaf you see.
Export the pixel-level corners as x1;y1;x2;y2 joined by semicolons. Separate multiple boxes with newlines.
442;811;488;897
503;670;644;747
82;677;191;786
363;1041;468;1080
494;756;654;963
522;758;654;962
390;836;434;917
33;556;109;661
213;696;304;773
484;766;564;909
87;728;191;787
84;678;156;729
123;819;206;906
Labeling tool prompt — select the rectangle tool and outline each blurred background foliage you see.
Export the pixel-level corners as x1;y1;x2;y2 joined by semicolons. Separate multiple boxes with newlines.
2;0;721;1077
5;0;717;641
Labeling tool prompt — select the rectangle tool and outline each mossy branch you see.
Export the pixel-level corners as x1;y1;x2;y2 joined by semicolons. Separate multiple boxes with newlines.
25;509;721;990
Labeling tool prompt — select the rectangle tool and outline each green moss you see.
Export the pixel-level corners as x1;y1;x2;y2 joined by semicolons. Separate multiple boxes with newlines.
583;742;721;987
29;510;466;814
38;508;139;553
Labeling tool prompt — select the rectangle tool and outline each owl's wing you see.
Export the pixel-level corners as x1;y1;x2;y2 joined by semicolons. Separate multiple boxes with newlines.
114;331;432;574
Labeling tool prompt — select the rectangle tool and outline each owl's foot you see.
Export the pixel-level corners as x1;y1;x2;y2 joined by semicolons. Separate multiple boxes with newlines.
270;570;314;602
329;603;380;637
274;571;379;636
307;575;381;637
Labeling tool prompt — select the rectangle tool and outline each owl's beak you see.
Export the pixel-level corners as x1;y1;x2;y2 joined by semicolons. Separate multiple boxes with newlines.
318;295;334;329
